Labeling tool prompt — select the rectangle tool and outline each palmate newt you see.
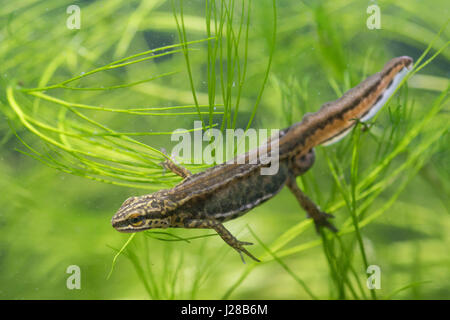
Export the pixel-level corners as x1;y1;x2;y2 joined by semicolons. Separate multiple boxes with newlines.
111;56;413;262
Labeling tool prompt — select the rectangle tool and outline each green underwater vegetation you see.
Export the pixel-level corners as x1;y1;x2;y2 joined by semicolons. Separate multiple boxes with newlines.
0;0;448;299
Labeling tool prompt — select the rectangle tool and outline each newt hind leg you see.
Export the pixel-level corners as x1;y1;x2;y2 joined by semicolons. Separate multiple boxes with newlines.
286;176;337;233
290;148;316;176
184;218;260;263
287;149;337;233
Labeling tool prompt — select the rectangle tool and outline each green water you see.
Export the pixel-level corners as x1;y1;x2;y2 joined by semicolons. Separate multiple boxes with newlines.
0;0;448;299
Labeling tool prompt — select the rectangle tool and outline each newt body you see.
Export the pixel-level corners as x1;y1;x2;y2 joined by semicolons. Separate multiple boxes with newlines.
112;56;413;262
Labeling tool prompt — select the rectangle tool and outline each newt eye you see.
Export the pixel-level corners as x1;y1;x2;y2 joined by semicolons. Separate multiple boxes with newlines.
128;213;144;227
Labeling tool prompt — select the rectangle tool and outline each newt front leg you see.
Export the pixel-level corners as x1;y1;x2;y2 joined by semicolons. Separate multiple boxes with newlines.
160;152;260;263
160;149;192;178
184;218;260;263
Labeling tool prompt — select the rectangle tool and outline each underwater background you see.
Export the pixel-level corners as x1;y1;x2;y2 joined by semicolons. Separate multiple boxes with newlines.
0;0;449;299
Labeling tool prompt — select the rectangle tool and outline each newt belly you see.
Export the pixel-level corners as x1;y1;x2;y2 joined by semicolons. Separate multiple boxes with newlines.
170;161;290;224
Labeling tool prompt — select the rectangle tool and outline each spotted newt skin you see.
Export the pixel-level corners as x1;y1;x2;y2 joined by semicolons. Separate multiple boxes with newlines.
111;56;413;262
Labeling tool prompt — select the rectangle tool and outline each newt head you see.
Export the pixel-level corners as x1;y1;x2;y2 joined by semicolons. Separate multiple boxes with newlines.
111;192;172;233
